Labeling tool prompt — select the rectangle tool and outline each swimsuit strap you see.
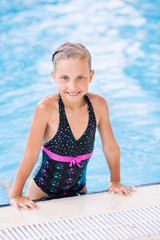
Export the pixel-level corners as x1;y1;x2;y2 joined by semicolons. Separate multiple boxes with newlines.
84;94;96;128
58;94;66;124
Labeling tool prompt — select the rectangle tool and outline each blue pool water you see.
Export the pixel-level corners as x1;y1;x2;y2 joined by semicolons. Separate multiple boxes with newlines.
0;0;160;205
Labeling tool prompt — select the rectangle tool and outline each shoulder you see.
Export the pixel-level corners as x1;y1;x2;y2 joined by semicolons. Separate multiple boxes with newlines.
34;93;59;117
86;93;108;110
86;93;109;124
37;93;58;109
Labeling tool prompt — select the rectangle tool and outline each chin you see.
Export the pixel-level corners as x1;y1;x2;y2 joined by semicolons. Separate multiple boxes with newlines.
62;92;86;102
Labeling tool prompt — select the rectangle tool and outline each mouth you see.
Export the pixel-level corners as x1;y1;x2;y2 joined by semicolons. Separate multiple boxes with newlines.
66;92;80;96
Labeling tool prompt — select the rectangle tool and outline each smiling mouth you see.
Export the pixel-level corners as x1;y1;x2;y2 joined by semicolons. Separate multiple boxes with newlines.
66;92;80;96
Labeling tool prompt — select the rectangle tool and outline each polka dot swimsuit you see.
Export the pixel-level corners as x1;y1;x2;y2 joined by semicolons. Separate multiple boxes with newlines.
33;94;96;197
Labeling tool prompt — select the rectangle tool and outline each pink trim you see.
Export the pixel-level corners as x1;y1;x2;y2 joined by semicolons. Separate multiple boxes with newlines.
42;145;93;168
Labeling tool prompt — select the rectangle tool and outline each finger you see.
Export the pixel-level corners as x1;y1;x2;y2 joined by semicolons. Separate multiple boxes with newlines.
111;190;116;194
19;203;31;210
122;189;131;196
130;187;136;192
111;188;121;195
124;187;136;194
23;200;39;210
14;202;21;211
124;185;136;192
11;200;20;210
30;201;39;209
25;201;39;209
118;189;125;195
34;202;39;209
108;187;115;194
123;186;136;195
112;187;127;195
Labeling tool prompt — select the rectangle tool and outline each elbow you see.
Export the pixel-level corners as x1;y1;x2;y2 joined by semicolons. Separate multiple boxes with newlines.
102;142;120;158
116;143;120;156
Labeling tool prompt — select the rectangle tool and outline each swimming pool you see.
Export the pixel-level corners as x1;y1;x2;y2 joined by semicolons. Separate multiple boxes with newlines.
0;0;160;205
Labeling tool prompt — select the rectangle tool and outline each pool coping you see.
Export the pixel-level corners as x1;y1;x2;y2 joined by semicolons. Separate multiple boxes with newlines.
0;183;159;224
0;181;159;208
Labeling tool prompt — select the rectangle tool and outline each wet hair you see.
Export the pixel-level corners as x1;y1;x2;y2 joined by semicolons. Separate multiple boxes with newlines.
52;43;91;71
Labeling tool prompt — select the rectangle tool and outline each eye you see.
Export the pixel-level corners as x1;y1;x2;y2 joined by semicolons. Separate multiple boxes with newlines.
77;76;84;80
62;76;68;80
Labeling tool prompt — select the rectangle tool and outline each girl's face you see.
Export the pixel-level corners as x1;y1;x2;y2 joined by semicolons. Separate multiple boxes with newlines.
52;58;94;103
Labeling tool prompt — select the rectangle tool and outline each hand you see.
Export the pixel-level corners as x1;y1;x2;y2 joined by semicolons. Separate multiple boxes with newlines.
108;182;136;196
10;196;39;210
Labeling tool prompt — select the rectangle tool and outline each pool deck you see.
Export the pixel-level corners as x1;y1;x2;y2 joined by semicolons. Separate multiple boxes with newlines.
0;184;160;239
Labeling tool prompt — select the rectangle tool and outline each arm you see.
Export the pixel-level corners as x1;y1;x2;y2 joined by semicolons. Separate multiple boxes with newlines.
10;101;48;208
97;97;134;195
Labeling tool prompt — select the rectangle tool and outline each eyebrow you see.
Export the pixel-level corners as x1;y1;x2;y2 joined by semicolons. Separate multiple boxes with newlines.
59;74;87;77
59;74;69;77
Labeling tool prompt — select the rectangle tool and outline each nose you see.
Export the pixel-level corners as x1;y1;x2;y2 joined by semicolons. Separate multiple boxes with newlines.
69;79;76;90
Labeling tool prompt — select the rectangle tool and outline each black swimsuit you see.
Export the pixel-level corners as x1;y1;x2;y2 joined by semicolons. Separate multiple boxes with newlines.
33;94;96;197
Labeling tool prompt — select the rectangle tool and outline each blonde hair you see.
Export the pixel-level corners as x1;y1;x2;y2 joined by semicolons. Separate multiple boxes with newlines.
52;43;91;71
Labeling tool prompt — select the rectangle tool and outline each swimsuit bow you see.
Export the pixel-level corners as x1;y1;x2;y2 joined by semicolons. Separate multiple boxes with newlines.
69;157;82;168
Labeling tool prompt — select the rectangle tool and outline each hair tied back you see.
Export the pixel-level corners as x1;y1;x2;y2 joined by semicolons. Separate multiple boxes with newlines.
52;50;64;61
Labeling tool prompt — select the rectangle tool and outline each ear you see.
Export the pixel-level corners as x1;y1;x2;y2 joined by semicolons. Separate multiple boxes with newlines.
89;69;94;83
51;71;56;83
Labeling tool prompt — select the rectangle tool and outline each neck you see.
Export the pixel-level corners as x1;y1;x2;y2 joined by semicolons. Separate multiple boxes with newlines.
61;95;86;112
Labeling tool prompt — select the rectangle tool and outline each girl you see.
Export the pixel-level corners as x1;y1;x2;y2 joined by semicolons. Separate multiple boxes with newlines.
10;43;134;210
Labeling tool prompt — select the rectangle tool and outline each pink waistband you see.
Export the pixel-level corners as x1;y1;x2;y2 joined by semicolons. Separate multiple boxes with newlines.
42;145;93;168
